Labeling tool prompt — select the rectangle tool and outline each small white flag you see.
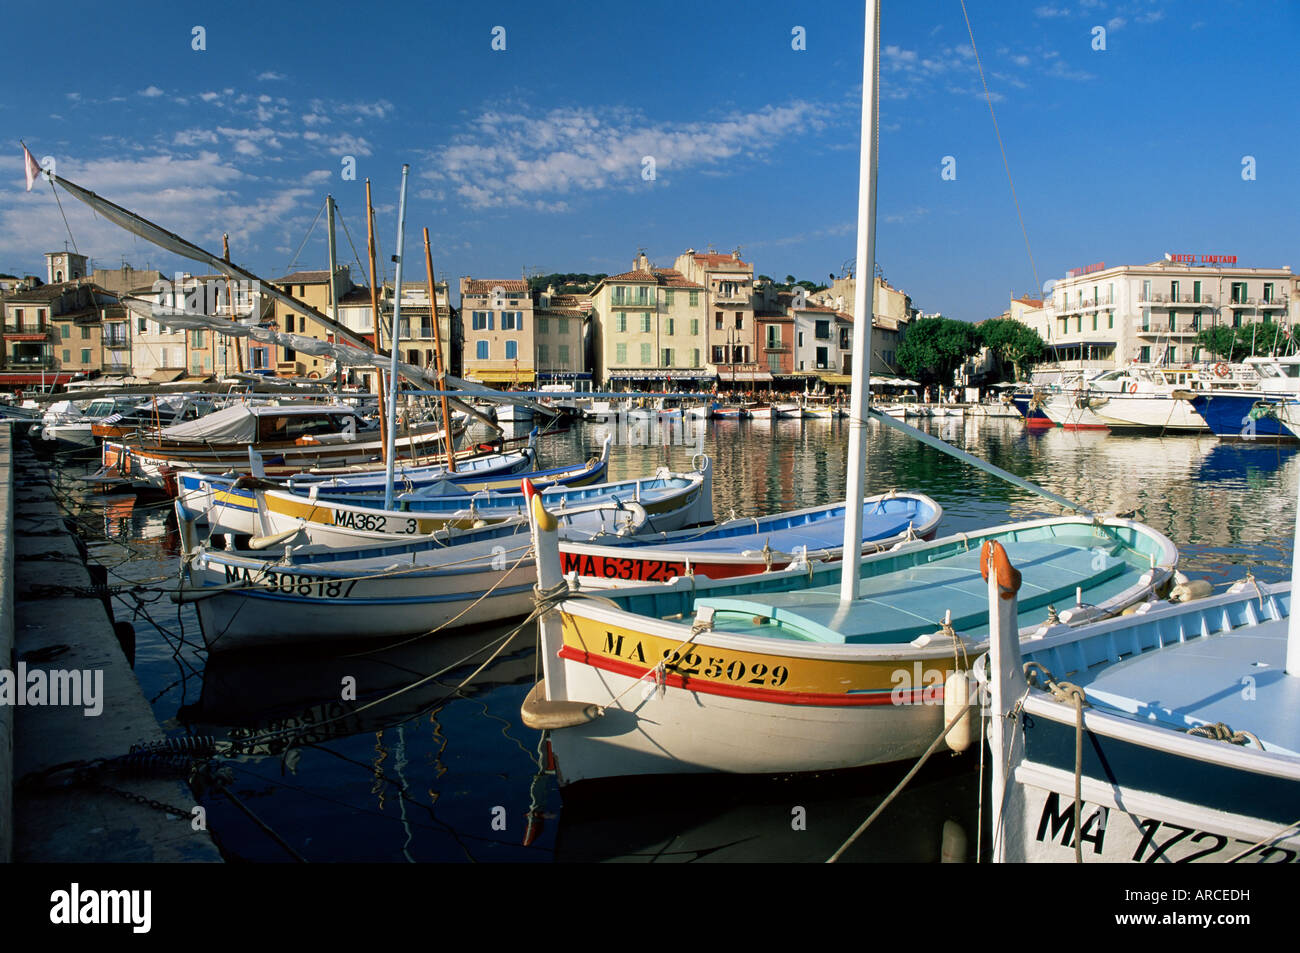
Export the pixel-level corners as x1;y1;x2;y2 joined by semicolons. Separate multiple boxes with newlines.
22;144;42;191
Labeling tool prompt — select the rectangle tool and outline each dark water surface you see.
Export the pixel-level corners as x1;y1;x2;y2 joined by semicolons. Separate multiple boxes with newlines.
55;415;1298;862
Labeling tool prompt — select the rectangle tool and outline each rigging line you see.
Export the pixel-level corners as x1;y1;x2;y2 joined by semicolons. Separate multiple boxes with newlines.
47;177;80;257
336;206;370;291
282;198;327;278
958;0;1039;297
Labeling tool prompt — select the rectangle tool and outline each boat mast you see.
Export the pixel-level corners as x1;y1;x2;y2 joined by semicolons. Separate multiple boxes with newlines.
838;0;881;603
423;228;457;472
383;164;411;510
365;179;388;466
326;194;341;394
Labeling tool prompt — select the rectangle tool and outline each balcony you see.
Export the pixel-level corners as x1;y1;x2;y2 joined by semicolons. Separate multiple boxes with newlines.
1139;292;1216;306
1137;324;1198;336
763;343;790;352
276;361;305;377
102;335;130;348
3;323;51;340
610;297;655;310
5;354;58;369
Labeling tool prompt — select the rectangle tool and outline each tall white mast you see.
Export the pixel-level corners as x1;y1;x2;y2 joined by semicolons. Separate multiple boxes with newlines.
383;165;411;510
839;0;881;603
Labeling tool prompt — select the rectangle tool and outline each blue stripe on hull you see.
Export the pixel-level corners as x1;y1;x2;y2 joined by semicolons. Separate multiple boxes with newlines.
1025;713;1300;826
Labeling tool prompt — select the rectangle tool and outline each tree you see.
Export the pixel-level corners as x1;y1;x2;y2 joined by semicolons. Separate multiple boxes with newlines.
896;317;981;386
977;318;1046;382
1195;326;1244;362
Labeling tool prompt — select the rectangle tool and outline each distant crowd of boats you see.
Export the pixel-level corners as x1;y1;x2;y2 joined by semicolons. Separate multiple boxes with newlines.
1010;354;1300;440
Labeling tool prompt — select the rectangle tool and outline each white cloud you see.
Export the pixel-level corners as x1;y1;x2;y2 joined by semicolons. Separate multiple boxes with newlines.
424;102;826;210
302;169;331;184
139;86;165;98
1035;5;1071;17
257;71;286;81
1107;16;1127;30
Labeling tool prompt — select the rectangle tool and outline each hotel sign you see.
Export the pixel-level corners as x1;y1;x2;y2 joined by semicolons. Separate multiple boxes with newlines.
1166;254;1238;265
1066;262;1106;277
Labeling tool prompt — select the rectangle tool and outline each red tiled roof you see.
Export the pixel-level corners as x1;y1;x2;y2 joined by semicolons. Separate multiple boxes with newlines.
693;252;750;268
537;307;587;317
653;269;704;289
605;270;658;282
1016;296;1045;307
462;279;528;294
275;270;332;284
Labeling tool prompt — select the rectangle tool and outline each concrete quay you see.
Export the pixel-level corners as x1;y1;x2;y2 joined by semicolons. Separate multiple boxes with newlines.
0;425;222;862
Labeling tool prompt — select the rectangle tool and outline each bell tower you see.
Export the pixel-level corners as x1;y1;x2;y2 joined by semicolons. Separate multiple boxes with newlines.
45;249;87;284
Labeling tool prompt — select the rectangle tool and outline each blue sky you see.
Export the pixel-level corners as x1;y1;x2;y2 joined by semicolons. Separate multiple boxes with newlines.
3;0;1296;320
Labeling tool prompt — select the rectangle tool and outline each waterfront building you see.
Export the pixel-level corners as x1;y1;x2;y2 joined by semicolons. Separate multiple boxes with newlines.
460;278;534;386
534;287;591;388
335;280;458;391
589;253;707;389
269;268;353;378
1018;257;1295;382
0;252;127;389
672;248;764;386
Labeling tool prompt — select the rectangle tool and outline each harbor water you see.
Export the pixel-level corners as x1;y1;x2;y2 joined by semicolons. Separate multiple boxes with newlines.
52;414;1299;862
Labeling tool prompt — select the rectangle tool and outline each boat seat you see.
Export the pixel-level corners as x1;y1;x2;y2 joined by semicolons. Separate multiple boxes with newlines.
693;542;1128;644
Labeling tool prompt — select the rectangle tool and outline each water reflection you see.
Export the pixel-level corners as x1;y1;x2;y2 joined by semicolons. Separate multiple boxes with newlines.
60;412;1298;862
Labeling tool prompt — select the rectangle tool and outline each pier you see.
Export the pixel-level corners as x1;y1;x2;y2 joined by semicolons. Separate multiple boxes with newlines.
0;425;221;862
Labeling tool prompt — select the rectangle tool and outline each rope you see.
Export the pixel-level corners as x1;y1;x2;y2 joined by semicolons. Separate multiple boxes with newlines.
1186;721;1263;750
281;199;326;277
1024;661;1088;863
826;698;975;863
958;0;1038;295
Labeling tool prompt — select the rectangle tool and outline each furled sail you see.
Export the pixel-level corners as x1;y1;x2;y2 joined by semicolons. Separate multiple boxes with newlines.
44;169;547;422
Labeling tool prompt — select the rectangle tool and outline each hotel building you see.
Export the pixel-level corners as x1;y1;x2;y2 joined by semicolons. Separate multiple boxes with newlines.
1024;256;1295;380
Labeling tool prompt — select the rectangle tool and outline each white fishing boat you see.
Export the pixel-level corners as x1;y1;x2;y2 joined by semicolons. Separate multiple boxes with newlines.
558;490;941;584
773;401;803;419
177;494;664;652
178;457;713;548
1062;364;1259;433
984;542;1300;863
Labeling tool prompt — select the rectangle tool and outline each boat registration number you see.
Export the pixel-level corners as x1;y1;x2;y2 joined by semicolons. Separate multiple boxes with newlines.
1033;791;1299;863
562;552;686;582
223;564;359;598
333;510;420;534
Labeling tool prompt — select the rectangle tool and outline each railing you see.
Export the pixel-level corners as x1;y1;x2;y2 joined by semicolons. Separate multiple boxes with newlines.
1139;292;1216;305
2;323;49;335
6;356;58;368
763;343;790;352
102;335;130;347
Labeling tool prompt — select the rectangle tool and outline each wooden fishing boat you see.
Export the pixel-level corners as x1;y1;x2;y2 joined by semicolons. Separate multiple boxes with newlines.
521;497;1178;788
282;432;607;497
177;495;657;652
984;545;1300;863
773;402;803;419
102;402;464;491
559;491;941;584
177;456;713;546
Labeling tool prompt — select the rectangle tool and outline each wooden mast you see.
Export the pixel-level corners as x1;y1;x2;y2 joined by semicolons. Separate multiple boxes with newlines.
365;178;387;463
423;227;457;472
221;232;245;373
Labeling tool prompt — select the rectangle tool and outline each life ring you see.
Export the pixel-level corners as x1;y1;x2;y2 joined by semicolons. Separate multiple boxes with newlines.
1214;362;1230;378
1127;382;1137;394
307;371;321;379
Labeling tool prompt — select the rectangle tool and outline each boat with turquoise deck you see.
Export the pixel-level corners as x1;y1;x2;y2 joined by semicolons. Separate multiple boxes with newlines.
522;503;1177;787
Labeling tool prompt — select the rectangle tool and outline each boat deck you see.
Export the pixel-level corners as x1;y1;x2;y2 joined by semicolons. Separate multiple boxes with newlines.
695;541;1132;644
1077;615;1300;756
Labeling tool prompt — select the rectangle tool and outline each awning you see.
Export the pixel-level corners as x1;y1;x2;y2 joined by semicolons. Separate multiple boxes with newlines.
717;370;775;383
468;369;536;384
148;369;187;382
0;372;77;387
817;373;853;386
609;369;709;380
